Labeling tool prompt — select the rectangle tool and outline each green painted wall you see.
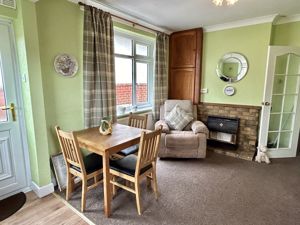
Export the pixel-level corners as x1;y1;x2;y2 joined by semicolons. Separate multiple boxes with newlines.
1;0;51;186
16;0;51;186
14;0;40;185
202;23;273;106
271;21;300;46
0;5;17;18
36;0;84;155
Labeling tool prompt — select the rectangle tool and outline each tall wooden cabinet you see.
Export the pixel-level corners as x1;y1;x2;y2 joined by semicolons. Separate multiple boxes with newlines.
169;28;203;104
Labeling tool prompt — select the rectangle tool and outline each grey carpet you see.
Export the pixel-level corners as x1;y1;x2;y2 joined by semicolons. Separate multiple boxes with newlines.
57;152;300;225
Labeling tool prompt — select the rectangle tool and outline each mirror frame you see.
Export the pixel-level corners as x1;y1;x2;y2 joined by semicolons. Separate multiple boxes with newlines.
216;52;248;83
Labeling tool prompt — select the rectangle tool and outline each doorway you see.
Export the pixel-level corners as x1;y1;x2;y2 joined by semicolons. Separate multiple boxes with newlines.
0;19;30;199
259;46;300;158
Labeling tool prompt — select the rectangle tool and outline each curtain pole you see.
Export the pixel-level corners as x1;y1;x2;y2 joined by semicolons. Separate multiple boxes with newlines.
78;1;160;34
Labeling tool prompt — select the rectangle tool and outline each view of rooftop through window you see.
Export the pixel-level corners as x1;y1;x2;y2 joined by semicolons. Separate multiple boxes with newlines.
114;30;154;115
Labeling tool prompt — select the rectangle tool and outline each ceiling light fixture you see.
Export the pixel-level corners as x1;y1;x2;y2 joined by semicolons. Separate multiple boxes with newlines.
212;0;239;6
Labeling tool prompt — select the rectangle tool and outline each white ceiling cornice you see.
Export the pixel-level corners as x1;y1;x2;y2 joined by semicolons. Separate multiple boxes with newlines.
204;14;278;32
67;0;172;34
275;14;300;25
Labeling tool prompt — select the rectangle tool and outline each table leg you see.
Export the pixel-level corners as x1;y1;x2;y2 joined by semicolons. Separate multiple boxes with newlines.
103;152;111;217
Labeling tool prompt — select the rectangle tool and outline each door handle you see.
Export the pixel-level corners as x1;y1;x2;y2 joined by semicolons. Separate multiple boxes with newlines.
0;103;16;121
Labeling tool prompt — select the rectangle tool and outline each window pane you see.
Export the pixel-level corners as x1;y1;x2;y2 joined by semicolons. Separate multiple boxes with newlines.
136;62;148;104
272;76;285;94
114;36;132;56
0;66;7;122
279;132;292;148
271;95;283;113
136;44;148;56
115;57;132;114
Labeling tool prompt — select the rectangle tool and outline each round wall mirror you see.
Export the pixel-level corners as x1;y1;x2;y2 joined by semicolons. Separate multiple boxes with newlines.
216;53;248;83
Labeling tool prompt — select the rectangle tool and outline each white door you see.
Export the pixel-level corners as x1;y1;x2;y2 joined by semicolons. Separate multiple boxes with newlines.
259;46;300;158
0;20;27;199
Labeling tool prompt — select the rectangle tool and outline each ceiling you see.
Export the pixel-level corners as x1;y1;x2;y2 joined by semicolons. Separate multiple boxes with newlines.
95;0;300;32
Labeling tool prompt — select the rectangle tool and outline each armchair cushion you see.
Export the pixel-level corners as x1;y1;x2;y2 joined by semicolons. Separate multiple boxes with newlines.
155;120;170;133
165;131;199;148
191;121;209;136
165;105;193;131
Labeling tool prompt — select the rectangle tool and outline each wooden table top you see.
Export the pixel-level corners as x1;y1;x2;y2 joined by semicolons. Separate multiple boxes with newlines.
76;123;146;155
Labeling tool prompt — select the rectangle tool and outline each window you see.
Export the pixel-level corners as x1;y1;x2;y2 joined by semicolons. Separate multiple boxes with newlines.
114;30;154;116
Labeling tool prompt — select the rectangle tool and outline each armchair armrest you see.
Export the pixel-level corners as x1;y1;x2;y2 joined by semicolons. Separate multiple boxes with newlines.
191;121;209;136
155;120;170;133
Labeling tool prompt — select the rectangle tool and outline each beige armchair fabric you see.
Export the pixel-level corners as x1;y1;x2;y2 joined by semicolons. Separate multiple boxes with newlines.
155;100;208;158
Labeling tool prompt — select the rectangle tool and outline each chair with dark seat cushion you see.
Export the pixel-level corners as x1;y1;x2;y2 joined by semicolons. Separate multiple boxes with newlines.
110;154;152;176
110;128;162;215
55;126;103;212
71;153;102;174
118;113;148;157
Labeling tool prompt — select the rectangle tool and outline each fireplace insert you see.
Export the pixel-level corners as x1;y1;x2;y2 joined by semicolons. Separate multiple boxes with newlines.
207;116;239;147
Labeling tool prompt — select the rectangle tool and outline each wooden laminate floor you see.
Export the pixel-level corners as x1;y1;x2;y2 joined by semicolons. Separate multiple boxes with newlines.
2;192;88;225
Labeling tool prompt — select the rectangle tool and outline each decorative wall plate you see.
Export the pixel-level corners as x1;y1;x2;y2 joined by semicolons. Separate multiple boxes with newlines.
54;54;78;77
224;85;236;96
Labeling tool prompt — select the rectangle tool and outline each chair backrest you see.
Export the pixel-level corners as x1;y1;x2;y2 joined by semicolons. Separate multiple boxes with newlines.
55;126;86;174
159;100;197;120
135;128;162;176
128;112;148;129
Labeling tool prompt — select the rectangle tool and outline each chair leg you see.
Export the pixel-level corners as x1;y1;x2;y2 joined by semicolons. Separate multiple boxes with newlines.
66;172;73;201
135;180;142;215
152;168;159;200
81;179;87;212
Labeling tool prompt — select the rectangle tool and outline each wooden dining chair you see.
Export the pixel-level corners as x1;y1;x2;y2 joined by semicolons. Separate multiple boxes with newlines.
55;126;103;212
118;112;148;157
109;128;162;215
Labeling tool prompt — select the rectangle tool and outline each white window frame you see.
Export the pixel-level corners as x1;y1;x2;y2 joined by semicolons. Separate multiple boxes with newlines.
114;29;155;116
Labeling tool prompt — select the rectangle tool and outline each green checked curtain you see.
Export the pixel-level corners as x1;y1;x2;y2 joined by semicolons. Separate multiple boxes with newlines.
154;32;169;121
83;5;116;127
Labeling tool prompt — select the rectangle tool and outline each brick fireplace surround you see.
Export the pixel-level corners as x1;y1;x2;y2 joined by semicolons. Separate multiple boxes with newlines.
197;103;261;161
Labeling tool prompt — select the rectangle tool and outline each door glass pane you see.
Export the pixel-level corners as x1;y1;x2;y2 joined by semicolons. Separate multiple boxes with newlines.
285;76;299;94
114;35;132;56
283;95;297;113
279;132;292;148
267;53;300;152
268;114;281;131
136;62;148;104
136;44;148;56
271;95;283;113
287;53;300;75
267;132;279;148
0;67;7;122
281;113;294;131
272;76;285;94
115;57;132;115
275;54;288;74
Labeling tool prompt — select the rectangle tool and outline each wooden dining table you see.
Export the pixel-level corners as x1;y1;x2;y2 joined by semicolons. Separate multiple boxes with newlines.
76;123;146;217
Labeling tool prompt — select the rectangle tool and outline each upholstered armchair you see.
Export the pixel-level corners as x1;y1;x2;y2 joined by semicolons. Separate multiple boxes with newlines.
155;100;208;158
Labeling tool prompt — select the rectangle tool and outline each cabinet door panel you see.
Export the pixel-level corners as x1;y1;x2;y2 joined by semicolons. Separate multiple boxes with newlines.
170;31;196;68
169;68;195;100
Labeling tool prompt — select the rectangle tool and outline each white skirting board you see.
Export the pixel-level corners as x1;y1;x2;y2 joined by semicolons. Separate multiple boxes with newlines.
31;182;54;198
